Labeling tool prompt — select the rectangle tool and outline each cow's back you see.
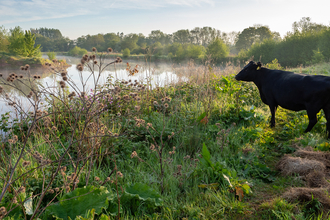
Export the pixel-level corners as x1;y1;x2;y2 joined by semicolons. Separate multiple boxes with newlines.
256;69;330;111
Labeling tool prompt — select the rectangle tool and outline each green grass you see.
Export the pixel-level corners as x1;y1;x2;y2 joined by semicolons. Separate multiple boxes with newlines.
1;60;330;219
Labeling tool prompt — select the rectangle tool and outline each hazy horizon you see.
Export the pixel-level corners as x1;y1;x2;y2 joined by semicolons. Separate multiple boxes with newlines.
1;0;330;40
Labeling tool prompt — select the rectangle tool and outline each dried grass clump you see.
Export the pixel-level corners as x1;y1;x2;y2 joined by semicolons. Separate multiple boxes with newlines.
276;155;326;176
293;149;330;168
283;187;330;210
306;170;330;188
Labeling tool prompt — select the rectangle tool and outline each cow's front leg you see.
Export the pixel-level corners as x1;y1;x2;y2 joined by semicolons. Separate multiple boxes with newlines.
269;105;277;128
305;109;318;133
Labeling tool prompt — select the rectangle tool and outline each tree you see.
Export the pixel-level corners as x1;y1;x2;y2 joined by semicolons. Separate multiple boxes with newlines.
292;17;327;34
8;27;41;57
173;29;190;44
0;26;9;52
206;38;229;62
121;34;139;51
235;25;273;51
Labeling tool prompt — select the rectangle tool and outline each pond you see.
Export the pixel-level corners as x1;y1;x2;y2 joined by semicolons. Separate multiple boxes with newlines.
0;55;185;117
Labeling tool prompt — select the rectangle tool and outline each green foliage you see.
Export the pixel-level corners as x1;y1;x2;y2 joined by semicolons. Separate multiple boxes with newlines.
45;186;110;220
206;38;229;63
311;48;325;64
68;46;87;57
0;26;9;52
121;183;163;215
122;48;130;58
235;26;274;51
47;51;57;60
264;58;284;70
7;27;41;57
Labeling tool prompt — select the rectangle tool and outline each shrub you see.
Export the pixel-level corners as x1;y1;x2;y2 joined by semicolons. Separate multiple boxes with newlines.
68;46;88;56
123;48;130;58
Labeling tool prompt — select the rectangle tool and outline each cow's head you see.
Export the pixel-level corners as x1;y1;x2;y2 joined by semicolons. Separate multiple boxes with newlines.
235;61;262;82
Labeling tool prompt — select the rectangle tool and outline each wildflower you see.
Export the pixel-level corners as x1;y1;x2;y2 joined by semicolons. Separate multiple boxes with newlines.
117;171;124;178
116;57;122;63
55;187;60;192
117;112;121;117
153;101;158;106
24;64;30;70
165;97;172;102
20;66;25;70
0;206;7;216
76;63;84;71
164;103;169;108
131;151;138;158
92;47;97;52
161;98;165;103
108;47;113;52
150;144;156;151
114;86;121;93
17;186;25;193
61;71;67;77
47;189;55;194
134;105;141;111
106;177;111;182
146;123;152;129
95;176;100;181
22;161;31;167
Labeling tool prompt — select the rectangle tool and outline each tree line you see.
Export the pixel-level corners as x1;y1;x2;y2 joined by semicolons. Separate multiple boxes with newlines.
0;17;329;66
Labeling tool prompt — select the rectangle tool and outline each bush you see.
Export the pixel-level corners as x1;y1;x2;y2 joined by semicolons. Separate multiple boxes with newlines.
47;51;56;60
123;48;130;58
68;46;88;56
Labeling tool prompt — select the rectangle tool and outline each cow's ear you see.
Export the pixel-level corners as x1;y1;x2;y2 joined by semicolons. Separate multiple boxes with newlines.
257;62;262;70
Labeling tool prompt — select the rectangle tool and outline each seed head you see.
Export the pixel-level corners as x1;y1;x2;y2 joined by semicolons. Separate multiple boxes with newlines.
76;63;84;71
117;171;124;178
94;60;97;64
131;151;138;158
108;48;113;52
92;47;97;52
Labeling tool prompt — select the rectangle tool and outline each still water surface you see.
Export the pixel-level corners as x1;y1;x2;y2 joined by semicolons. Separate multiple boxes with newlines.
0;56;184;116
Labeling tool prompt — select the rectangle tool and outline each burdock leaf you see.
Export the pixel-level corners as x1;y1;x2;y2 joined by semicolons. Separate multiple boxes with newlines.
45;186;110;220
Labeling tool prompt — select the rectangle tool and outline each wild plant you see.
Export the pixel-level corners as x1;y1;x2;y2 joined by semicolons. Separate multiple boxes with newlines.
0;48;141;219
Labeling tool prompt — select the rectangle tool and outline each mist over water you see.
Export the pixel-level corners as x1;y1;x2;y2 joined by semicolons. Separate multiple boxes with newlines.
0;56;185;116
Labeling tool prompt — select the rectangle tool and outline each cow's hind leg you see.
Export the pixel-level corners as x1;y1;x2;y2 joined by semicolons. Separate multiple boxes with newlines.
305;108;318;133
323;104;330;139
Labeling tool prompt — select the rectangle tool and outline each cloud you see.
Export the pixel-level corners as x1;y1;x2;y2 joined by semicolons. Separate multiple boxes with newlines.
0;0;215;24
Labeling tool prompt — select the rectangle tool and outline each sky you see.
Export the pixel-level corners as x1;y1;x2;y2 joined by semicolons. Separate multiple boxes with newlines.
1;0;330;40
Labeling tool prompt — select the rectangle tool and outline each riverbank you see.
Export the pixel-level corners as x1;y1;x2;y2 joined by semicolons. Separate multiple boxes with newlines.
0;52;70;70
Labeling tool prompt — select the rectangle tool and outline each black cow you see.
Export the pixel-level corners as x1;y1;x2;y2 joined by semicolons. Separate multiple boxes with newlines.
235;61;330;138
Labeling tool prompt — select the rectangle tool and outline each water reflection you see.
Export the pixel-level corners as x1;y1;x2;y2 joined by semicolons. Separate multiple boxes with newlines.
0;55;185;116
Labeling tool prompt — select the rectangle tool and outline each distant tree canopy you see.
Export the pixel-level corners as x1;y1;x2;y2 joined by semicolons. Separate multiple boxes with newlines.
206;38;229;62
244;18;330;67
31;27;63;39
2;17;329;66
0;26;9;52
235;25;277;52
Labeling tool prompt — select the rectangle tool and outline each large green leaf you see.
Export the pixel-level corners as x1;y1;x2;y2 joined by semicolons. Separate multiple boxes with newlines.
45;186;110;220
200;143;213;168
121;183;163;214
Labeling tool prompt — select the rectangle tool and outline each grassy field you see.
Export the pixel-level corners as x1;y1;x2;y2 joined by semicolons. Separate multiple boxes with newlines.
1;57;330;220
